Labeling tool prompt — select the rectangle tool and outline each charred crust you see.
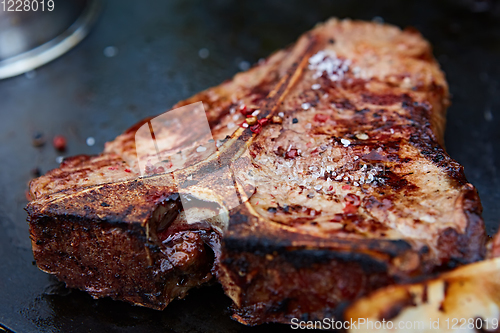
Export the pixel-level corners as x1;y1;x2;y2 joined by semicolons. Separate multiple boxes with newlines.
223;229;412;261
436;193;486;269
30;214;148;244
457;185;486;261
222;248;394;325
29;210;219;310
227;209;250;227
280;249;389;273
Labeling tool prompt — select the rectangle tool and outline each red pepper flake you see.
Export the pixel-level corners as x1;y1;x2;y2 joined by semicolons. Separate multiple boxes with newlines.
344;193;361;206
256;201;259;205
53;135;66;151
166;162;173;169
342;184;351;190
258;118;269;126
155;166;165;173
313;114;329;122
239;104;249;116
250;124;261;133
108;166;118;170
285;149;298;159
328;185;334;191
124;168;131;173
306;142;312;147
343;203;357;214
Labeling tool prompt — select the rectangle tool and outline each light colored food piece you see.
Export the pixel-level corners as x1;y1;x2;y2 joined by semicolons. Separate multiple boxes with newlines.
344;256;500;333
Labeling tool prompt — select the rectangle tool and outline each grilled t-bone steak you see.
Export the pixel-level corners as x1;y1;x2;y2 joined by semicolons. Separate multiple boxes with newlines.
27;19;486;325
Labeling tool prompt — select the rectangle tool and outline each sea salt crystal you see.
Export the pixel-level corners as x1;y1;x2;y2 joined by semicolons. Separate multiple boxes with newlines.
308;50;351;83
341;138;351;147
309;51;326;65
227;122;235;129
356;133;369;140
301;103;311;110
311;83;321;90
196;146;207;152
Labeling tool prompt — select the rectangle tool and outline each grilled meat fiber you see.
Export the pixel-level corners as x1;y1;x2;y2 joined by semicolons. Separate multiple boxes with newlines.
27;19;486;325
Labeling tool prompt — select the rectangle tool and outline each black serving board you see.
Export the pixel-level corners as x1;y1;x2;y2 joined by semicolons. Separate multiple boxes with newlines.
1;0;499;332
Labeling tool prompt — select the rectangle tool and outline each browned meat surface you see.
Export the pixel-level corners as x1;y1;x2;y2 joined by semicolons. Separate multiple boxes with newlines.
26;18;485;325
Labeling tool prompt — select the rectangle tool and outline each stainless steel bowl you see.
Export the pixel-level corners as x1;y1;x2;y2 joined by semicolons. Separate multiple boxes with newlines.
0;0;101;79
